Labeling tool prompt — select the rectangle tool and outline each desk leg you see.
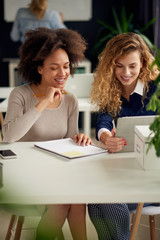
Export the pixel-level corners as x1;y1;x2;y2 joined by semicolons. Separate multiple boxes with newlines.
83;111;91;137
129;203;144;240
0;112;3;126
0;112;3;142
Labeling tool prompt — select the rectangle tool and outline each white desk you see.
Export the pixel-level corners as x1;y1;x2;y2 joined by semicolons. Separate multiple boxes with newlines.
0;141;160;205
0;88;14;130
0;99;8;113
0;87;93;136
3;58;19;87
3;58;92;87
0;87;14;99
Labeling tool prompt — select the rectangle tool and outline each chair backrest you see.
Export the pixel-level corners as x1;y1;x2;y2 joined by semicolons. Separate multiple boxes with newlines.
65;73;93;98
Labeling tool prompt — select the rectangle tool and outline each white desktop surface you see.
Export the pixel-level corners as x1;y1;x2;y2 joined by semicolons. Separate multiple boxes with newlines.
0;87;14;99
0;99;9;112
0;141;160;205
3;58;91;87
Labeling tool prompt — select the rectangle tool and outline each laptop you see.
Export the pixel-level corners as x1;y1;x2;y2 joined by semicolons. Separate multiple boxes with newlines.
115;115;156;152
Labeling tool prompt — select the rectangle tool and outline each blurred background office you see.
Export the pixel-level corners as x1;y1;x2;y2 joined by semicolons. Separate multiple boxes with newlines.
0;1;160;239
0;0;160;87
10;0;67;44
0;0;160;133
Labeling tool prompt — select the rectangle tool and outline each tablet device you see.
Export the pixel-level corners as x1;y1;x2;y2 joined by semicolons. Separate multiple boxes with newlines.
115;115;156;152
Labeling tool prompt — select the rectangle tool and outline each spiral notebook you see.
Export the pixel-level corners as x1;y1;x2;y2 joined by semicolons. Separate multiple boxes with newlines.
34;138;108;159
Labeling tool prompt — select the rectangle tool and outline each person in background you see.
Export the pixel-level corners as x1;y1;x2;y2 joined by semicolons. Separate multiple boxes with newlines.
10;0;66;44
3;27;91;240
88;32;159;240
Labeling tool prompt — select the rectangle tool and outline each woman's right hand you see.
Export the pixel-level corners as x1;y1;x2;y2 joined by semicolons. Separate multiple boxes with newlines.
36;86;62;113
45;86;62;104
100;129;127;153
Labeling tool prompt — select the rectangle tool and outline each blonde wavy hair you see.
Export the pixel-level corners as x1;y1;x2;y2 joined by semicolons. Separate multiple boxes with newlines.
29;0;47;19
91;32;159;117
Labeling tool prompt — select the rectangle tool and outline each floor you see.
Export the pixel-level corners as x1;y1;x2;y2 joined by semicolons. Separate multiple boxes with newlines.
1;205;160;240
136;214;160;240
0;206;98;240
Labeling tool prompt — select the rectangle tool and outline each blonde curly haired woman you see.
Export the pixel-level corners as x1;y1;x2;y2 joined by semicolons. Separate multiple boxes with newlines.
88;32;159;240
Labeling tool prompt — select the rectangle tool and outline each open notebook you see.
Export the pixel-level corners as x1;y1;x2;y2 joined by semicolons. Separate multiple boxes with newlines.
34;138;108;159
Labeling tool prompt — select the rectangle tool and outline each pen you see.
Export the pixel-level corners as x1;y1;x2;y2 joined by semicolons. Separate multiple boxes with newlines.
33;94;45;97
33;90;68;97
61;90;68;94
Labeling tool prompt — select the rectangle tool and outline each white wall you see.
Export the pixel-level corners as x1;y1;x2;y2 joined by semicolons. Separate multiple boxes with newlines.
4;0;92;22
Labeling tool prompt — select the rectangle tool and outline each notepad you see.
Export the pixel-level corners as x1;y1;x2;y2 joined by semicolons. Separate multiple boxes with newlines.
34;138;108;159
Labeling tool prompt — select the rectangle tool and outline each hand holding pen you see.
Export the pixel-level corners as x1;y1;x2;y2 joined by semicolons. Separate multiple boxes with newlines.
45;87;63;103
34;87;67;113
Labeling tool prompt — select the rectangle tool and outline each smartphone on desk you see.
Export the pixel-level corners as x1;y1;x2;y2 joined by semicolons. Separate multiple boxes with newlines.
0;150;17;159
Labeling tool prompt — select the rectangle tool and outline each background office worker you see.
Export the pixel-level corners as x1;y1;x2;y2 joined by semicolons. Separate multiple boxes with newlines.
3;27;91;240
88;32;159;240
10;0;66;44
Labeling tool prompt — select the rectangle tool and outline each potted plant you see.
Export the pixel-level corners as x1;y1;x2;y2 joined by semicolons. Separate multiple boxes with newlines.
147;46;160;157
92;6;156;55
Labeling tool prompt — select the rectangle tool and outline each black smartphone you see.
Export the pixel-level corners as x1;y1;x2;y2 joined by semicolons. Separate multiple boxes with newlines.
0;149;17;159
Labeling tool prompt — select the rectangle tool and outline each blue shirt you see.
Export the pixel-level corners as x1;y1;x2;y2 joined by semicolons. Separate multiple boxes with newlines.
10;8;67;43
96;80;157;140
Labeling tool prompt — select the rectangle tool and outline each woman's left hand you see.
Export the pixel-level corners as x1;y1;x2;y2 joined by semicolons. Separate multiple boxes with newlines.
73;133;92;146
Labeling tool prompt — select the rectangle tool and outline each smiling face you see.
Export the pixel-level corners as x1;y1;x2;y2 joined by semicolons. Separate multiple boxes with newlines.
114;50;143;92
38;48;70;89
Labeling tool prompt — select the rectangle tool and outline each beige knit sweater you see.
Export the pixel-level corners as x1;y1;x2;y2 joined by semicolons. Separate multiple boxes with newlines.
2;84;79;143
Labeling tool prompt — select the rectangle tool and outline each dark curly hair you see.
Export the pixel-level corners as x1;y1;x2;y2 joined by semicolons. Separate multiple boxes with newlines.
18;27;87;84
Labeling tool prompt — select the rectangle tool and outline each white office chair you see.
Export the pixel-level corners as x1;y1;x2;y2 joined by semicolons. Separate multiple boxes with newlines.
65;73;94;136
130;205;160;240
65;73;93;98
